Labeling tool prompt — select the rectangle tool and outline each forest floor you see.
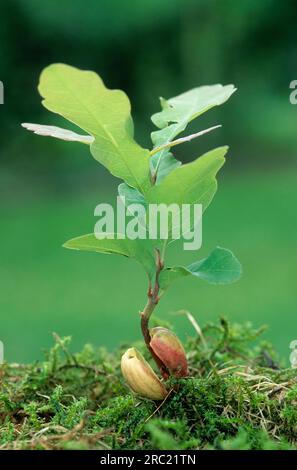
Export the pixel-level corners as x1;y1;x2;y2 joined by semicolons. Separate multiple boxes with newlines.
0;316;297;450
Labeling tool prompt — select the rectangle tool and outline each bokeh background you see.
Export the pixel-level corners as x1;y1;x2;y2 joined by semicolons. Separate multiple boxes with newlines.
1;0;297;363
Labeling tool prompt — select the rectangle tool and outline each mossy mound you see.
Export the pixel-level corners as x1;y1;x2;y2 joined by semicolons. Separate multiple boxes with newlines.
0;318;296;450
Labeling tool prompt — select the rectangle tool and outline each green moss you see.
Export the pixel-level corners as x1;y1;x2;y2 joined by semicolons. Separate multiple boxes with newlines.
0;319;296;450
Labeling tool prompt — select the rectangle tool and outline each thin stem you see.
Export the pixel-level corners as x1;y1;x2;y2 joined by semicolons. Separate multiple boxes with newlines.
141;301;168;379
140;248;169;379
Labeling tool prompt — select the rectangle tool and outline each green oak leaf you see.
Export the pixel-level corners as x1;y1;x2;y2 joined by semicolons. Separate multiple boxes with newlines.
152;84;236;140
150;84;235;179
63;233;155;279
159;247;242;290
38;64;151;193
147;147;227;239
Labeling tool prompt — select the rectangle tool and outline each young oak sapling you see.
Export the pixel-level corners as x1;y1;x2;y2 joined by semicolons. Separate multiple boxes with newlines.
22;64;242;400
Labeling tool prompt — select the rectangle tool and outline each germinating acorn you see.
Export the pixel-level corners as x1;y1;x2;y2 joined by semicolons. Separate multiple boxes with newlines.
121;347;168;400
149;327;188;377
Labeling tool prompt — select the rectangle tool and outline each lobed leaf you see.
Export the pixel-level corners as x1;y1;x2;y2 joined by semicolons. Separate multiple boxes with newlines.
38;64;151;193
151;85;236;180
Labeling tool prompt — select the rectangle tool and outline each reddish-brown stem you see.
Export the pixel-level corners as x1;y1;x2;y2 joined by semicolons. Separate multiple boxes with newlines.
140;249;169;379
141;310;168;380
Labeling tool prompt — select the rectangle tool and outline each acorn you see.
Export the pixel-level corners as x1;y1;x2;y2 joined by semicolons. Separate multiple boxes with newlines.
149;327;188;377
121;347;168;400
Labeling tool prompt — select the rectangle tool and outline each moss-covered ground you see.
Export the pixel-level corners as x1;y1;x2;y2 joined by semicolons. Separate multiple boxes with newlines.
0;317;296;450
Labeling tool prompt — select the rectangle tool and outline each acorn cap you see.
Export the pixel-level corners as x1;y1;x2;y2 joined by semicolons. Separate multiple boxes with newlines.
121;347;168;401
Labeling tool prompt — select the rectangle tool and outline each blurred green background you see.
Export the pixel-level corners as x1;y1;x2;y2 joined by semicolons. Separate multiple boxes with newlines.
1;0;297;363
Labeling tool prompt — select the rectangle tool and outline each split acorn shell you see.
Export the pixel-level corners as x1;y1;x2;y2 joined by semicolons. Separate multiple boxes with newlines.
121;347;168;400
